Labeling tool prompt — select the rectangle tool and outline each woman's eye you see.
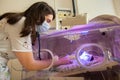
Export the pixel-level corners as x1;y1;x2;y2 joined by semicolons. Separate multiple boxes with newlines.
47;19;51;23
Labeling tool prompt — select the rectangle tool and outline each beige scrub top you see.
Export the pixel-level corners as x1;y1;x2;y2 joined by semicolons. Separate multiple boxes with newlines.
0;17;32;59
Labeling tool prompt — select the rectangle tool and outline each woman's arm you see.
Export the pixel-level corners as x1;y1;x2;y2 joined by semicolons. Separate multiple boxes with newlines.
15;52;52;71
15;51;72;71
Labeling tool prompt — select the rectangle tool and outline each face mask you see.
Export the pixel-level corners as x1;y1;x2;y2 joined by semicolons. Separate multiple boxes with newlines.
36;21;50;33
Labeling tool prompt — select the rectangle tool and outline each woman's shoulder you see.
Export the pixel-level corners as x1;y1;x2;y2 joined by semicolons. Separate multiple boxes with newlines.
0;18;7;29
15;16;26;26
0;16;26;27
21;16;26;20
4;16;26;32
19;16;26;23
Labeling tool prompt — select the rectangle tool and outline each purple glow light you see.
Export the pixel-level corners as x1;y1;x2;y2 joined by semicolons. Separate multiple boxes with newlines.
80;51;93;61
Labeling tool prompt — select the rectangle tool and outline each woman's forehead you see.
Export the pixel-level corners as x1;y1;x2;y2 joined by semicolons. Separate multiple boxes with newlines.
45;14;53;23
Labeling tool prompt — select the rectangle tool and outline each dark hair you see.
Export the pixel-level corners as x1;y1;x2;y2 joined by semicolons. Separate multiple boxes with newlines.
0;2;55;44
0;12;23;24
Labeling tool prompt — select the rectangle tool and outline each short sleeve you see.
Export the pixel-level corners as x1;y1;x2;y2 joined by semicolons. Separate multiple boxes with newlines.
5;17;32;52
10;34;32;52
0;18;7;30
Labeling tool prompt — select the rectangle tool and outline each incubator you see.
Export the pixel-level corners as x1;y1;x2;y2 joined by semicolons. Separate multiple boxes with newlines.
39;22;120;77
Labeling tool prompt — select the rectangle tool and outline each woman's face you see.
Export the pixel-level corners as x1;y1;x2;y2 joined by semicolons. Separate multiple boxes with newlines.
45;14;53;24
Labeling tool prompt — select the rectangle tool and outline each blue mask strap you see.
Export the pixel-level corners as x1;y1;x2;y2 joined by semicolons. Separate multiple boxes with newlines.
36;32;41;60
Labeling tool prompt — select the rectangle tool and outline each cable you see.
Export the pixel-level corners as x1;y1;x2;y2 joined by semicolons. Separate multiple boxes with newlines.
36;32;41;60
72;0;76;17
36;32;56;70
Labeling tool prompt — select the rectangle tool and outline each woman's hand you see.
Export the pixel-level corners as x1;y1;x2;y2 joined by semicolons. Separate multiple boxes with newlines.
54;56;73;66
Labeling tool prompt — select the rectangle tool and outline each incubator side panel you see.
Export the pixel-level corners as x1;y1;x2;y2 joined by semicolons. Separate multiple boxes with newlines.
37;24;120;77
113;28;120;59
40;30;111;57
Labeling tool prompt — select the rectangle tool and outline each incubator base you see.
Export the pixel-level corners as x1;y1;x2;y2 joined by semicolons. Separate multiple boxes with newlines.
51;60;118;77
49;77;84;80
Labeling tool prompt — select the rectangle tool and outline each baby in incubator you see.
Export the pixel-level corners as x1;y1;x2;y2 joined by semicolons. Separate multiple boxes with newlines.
55;51;104;72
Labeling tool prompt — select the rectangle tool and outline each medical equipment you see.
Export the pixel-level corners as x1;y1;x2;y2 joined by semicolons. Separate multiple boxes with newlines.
40;22;120;77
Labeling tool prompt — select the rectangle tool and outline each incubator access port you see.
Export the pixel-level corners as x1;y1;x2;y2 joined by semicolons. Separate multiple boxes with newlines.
101;32;106;35
76;43;106;69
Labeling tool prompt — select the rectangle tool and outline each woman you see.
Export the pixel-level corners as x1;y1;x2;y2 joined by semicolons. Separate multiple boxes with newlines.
0;2;71;80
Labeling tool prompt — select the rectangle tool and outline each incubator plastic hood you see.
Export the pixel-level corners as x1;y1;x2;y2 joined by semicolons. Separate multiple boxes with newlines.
39;23;120;73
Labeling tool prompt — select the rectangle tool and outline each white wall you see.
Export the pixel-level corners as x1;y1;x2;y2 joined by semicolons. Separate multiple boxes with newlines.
0;0;55;15
113;0;120;17
0;0;116;20
76;0;116;21
0;0;116;25
54;0;73;11
0;0;73;29
0;0;73;15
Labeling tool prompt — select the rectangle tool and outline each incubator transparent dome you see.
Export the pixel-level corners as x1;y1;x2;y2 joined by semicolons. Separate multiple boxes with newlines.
39;23;120;75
